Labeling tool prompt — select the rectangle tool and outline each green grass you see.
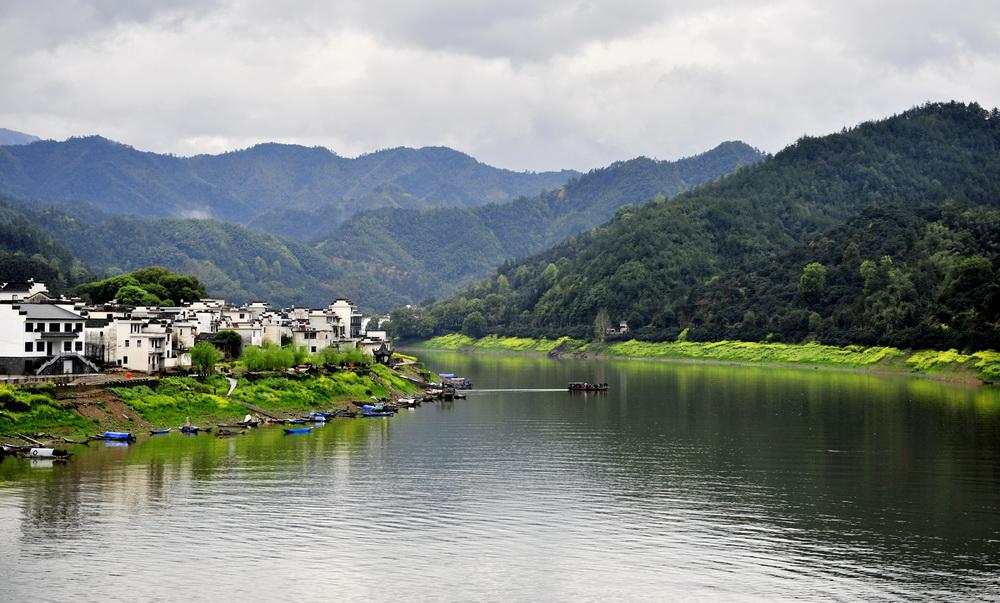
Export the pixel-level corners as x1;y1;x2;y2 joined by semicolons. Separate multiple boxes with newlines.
110;377;241;426
418;334;586;353
0;383;94;435
601;340;906;367
418;334;1000;382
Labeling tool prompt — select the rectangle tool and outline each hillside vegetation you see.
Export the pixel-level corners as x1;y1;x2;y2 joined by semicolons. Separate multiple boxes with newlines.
316;142;763;297
0;140;755;310
0;137;577;226
404;102;1000;352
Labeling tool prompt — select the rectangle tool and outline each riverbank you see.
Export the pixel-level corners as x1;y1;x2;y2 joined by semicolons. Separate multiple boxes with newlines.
414;334;1000;384
0;362;429;439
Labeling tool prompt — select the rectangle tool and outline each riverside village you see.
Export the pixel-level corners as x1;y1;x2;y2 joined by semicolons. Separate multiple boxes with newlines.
0;277;471;456
0;279;386;377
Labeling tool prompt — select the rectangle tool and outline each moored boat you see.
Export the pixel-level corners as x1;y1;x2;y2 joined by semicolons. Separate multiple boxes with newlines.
150;428;172;435
568;382;609;392
361;411;394;417
283;427;313;435
94;431;136;441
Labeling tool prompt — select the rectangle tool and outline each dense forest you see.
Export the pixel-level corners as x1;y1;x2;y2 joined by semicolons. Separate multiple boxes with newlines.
0;137;577;226
75;266;207;306
399;103;1000;351
316;141;763;297
0;141;754;311
0;200;89;292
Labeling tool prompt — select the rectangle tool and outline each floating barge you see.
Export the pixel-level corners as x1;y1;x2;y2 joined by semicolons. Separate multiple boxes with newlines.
568;382;609;392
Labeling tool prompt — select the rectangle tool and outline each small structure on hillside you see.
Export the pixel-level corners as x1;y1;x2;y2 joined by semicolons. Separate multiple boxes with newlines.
373;342;394;365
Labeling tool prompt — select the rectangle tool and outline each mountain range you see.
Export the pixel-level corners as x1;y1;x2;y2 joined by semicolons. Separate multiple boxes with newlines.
0;136;578;227
407;102;1000;351
0;136;759;310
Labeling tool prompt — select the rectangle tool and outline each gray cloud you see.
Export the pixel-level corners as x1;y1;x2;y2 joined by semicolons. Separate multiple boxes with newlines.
1;1;999;171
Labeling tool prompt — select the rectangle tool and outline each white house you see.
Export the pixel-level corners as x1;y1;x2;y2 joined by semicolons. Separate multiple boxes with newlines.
0;301;99;375
108;318;174;374
0;280;50;302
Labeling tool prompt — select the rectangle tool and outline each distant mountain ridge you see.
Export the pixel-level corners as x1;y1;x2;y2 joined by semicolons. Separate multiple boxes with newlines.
0;128;40;146
0;136;580;226
409;102;1000;350
0;140;759;311
315;141;765;302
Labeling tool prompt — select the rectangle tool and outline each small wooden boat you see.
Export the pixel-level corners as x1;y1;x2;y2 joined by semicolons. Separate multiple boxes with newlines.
216;428;243;437
22;447;72;459
149;428;172;435
568;382;609;392
94;431;136;441
179;425;210;434
283;427;313;435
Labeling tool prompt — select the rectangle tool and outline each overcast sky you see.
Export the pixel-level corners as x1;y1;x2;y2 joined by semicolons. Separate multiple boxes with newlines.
1;1;999;171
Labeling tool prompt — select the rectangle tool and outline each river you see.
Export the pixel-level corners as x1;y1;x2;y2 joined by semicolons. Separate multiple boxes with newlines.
1;351;999;601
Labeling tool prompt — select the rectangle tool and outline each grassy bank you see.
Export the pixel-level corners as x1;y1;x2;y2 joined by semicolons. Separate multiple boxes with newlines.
416;334;1000;383
0;363;426;438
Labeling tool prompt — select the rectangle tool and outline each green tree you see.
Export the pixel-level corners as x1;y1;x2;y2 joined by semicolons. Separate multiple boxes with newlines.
212;330;243;359
593;308;611;343
190;341;221;377
115;285;162;306
462;311;487;338
798;262;828;300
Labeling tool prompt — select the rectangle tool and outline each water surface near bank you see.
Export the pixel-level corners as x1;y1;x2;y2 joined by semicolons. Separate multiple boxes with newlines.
1;350;999;601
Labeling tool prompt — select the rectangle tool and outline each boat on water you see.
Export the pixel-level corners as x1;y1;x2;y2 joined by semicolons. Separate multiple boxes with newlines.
283;427;313;435
95;431;136;441
568;382;609;392
180;425;210;434
361;411;394;417
439;374;473;389
25;447;71;459
149;428;172;435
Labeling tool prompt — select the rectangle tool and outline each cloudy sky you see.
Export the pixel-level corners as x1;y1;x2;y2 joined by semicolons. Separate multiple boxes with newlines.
1;1;999;171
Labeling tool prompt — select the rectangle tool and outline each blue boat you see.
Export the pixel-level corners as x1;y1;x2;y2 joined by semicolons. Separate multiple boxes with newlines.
283;427;313;435
149;428;172;435
361;411;394;417
100;431;135;441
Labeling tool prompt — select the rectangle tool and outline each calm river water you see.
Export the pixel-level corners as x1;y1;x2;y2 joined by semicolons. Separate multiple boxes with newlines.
2;351;999;601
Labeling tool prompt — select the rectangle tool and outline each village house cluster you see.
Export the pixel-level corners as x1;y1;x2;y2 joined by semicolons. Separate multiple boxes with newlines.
0;280;389;376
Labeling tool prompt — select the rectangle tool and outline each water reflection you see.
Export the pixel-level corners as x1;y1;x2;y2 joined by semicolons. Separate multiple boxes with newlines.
0;352;997;600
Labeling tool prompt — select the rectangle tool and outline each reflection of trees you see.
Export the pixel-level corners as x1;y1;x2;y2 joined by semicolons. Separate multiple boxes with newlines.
416;349;1000;587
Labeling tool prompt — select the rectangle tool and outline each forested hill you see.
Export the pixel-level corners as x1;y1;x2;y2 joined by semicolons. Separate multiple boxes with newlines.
315;141;764;299
0;142;759;311
0;201;87;293
407;102;1000;349
0;136;578;225
682;204;1000;350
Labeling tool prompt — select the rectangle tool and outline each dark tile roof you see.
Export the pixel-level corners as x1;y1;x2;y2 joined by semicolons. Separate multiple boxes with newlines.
18;304;84;320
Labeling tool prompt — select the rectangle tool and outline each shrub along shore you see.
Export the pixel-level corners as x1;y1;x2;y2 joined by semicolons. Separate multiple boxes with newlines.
414;334;1000;384
0;362;430;438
